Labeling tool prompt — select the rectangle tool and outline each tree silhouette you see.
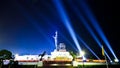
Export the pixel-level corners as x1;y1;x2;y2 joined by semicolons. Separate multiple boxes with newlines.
69;51;76;61
0;49;12;67
0;49;12;60
39;51;46;61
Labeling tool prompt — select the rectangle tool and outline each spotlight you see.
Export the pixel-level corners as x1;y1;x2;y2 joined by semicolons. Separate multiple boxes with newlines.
80;51;85;56
114;59;119;62
110;60;113;63
83;56;86;61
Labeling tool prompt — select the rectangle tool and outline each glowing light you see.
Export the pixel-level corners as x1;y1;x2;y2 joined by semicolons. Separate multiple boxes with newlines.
114;59;119;62
80;51;85;56
15;54;19;57
72;61;78;67
110;61;113;63
83;56;86;61
80;51;86;61
53;0;82;53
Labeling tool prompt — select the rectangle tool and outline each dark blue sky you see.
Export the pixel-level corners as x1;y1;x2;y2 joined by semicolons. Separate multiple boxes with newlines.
0;0;119;59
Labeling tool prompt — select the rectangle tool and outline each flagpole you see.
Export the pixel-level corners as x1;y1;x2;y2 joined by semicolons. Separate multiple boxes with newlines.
104;53;109;68
102;46;109;68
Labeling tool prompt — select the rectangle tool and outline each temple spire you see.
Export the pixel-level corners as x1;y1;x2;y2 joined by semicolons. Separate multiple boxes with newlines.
53;31;58;50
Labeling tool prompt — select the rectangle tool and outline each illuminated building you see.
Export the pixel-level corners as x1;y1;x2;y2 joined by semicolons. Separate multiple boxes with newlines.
14;31;73;61
50;43;73;61
44;31;73;61
14;54;40;62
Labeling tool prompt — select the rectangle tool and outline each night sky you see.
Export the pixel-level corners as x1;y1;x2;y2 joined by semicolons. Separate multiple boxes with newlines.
0;0;119;59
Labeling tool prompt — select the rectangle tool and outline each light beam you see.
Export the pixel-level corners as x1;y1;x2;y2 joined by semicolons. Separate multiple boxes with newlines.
77;36;100;60
67;1;112;61
53;0;82;53
79;0;118;60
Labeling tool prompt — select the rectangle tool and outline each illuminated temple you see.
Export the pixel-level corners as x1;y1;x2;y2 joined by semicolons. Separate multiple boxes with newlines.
50;43;73;61
50;31;73;61
14;31;73;61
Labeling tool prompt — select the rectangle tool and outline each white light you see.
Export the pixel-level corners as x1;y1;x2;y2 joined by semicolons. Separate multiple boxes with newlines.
15;54;19;57
80;51;85;56
114;59;119;62
110;61;113;63
83;57;86;61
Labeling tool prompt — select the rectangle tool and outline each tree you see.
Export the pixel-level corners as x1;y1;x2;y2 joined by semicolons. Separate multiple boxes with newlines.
69;51;76;61
0;49;12;67
39;51;46;61
0;49;12;60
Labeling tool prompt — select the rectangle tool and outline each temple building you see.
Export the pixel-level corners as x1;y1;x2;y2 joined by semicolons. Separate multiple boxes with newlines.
14;31;73;61
50;43;73;61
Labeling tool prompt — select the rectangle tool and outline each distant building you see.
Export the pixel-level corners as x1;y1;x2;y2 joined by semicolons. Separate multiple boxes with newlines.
14;54;40;62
